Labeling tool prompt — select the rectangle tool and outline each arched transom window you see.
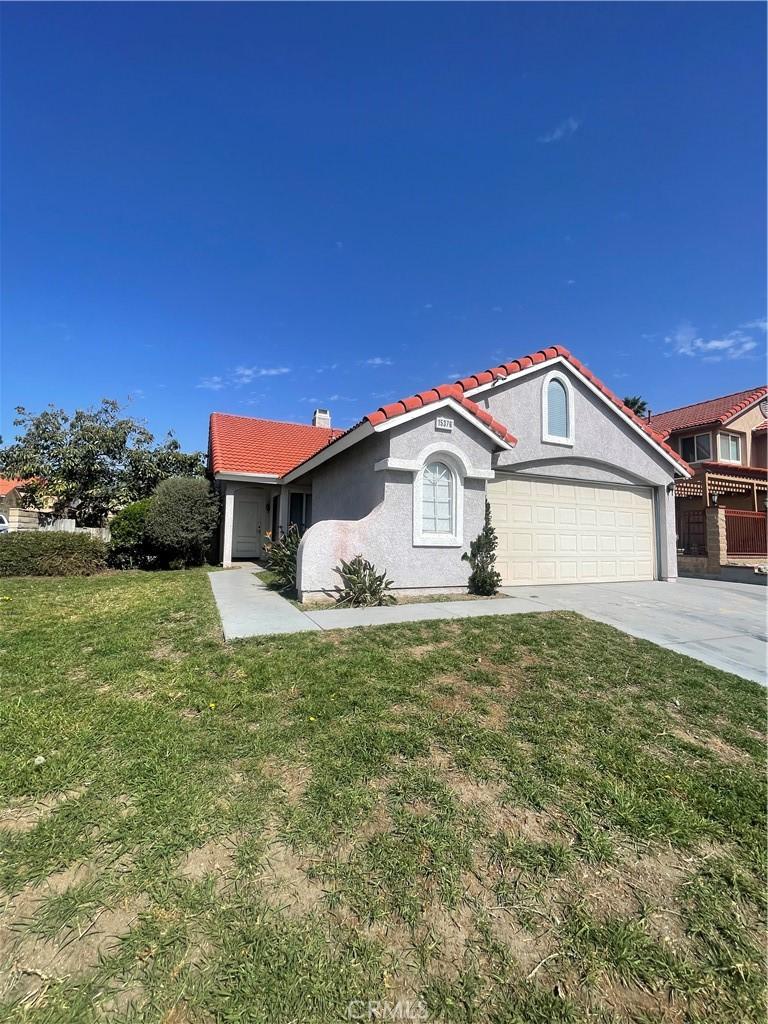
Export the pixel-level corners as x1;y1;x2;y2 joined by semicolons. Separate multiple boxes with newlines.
542;371;574;444
421;461;454;534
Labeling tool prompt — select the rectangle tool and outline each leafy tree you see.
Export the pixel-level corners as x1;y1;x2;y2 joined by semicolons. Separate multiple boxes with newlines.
108;498;155;569
144;477;219;568
623;395;648;417
0;400;205;525
462;500;502;596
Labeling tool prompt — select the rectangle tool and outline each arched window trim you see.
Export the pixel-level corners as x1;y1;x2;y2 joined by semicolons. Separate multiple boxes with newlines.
413;450;464;547
542;370;575;446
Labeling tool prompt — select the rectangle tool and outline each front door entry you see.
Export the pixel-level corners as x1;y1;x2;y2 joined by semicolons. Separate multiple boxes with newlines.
232;492;266;559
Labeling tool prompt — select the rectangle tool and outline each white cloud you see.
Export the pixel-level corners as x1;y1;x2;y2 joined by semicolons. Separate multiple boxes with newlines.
741;318;767;333
492;306;503;313
537;116;580;144
196;375;226;390
365;357;393;367
233;366;290;383
665;320;763;362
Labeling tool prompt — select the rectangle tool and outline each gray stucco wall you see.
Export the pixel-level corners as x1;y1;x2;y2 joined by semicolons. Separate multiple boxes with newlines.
297;409;496;597
479;364;679;580
296;362;682;595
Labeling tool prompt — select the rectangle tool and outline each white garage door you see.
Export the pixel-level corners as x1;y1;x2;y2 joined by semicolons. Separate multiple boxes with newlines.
488;476;655;585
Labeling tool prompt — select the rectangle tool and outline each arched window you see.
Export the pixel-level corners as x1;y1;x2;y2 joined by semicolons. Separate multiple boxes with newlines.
542;371;574;444
422;462;453;534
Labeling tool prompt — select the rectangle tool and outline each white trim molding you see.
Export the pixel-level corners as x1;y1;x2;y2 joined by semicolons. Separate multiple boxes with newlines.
370;396;516;450
214;471;280;484
412;449;465;548
374;441;495;480
541;369;575;446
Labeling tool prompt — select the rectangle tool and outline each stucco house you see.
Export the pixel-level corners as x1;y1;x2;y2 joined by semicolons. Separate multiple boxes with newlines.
0;478;40;533
208;345;691;601
648;385;768;512
648;386;768;571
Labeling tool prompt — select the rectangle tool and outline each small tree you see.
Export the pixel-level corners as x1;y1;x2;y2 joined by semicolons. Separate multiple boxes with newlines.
462;500;502;596
144;477;219;568
623;396;648;417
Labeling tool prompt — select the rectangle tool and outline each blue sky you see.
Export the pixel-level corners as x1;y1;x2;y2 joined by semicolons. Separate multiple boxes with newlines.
2;2;766;453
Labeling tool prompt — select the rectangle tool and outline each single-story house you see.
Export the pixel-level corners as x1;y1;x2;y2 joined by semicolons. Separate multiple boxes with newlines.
0;478;40;533
208;345;691;601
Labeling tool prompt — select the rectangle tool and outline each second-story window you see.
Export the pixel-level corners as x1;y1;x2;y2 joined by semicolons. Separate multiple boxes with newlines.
680;433;711;462
719;433;741;462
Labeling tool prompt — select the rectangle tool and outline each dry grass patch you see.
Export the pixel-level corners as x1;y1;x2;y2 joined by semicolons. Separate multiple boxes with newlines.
178;835;239;885
0;787;88;834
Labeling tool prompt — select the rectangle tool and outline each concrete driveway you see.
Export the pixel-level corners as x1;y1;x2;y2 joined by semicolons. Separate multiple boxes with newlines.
501;577;767;685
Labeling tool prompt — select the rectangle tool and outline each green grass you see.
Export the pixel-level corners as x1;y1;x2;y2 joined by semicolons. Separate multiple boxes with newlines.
0;570;765;1023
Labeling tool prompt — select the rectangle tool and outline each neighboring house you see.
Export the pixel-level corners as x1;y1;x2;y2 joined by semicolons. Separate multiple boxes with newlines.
649;385;768;512
208;345;690;600
648;387;768;575
0;478;40;533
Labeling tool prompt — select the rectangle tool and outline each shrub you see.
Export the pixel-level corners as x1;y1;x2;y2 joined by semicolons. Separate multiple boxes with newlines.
144;477;220;568
264;525;301;591
333;554;395;607
462;500;502;596
0;531;107;577
108;498;154;568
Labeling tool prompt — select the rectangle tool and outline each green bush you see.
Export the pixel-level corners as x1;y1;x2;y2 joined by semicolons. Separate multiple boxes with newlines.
333;554;395;607
264;525;301;591
144;477;220;568
0;531;107;577
462;500;502;596
108;498;154;568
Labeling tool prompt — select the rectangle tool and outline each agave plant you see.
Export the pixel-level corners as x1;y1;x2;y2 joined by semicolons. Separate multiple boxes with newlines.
264;524;302;591
333;554;396;607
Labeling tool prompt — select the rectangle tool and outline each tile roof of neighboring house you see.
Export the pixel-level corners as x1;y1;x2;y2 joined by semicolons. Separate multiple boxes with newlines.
648;386;768;437
0;478;24;497
753;420;768;433
365;384;518;445
286;343;690;478
208;413;343;477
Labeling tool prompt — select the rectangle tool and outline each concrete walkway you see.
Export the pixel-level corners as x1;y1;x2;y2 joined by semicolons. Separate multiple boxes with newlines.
208;567;317;639
209;568;766;684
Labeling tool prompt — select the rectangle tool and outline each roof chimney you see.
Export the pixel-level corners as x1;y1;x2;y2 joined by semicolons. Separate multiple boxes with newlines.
312;408;331;429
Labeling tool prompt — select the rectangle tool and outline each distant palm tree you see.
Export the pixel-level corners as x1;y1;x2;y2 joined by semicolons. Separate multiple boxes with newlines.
624;395;648;416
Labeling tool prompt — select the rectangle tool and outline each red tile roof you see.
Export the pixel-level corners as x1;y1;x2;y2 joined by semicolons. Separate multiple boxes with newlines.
208;413;343;477
648;386;767;437
365;384;517;445
211;344;692;480
0;478;24;497
753;420;768;433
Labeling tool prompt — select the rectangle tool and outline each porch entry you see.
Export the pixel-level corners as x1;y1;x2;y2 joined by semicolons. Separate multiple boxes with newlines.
233;491;267;558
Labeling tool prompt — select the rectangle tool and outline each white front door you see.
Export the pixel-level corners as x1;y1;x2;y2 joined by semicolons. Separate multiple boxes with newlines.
488;476;656;585
233;492;266;559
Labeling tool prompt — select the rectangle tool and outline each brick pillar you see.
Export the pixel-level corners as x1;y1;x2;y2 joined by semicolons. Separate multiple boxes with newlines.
705;507;726;572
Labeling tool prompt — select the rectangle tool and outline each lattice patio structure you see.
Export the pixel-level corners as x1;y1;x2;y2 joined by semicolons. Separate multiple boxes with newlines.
675;464;768;510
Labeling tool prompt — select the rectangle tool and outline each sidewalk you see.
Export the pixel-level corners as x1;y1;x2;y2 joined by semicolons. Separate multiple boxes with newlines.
208;567;319;639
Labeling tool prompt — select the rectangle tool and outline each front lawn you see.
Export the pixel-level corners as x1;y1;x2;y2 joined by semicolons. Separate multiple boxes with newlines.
0;570;765;1023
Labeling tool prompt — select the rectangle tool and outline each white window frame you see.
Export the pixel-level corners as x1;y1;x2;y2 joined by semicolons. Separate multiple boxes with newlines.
413;452;463;547
680;432;712;464
542;370;575;446
718;432;741;464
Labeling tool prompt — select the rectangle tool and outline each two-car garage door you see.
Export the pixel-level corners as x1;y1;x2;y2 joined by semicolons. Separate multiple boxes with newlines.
487;476;655;585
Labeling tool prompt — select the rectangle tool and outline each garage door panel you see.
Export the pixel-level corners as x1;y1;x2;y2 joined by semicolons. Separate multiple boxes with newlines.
489;476;655;586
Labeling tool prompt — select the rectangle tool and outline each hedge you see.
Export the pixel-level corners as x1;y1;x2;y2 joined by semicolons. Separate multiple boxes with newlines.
0;531;107;577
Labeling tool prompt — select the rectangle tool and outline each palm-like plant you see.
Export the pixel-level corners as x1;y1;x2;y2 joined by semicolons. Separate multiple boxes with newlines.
623;395;648;417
